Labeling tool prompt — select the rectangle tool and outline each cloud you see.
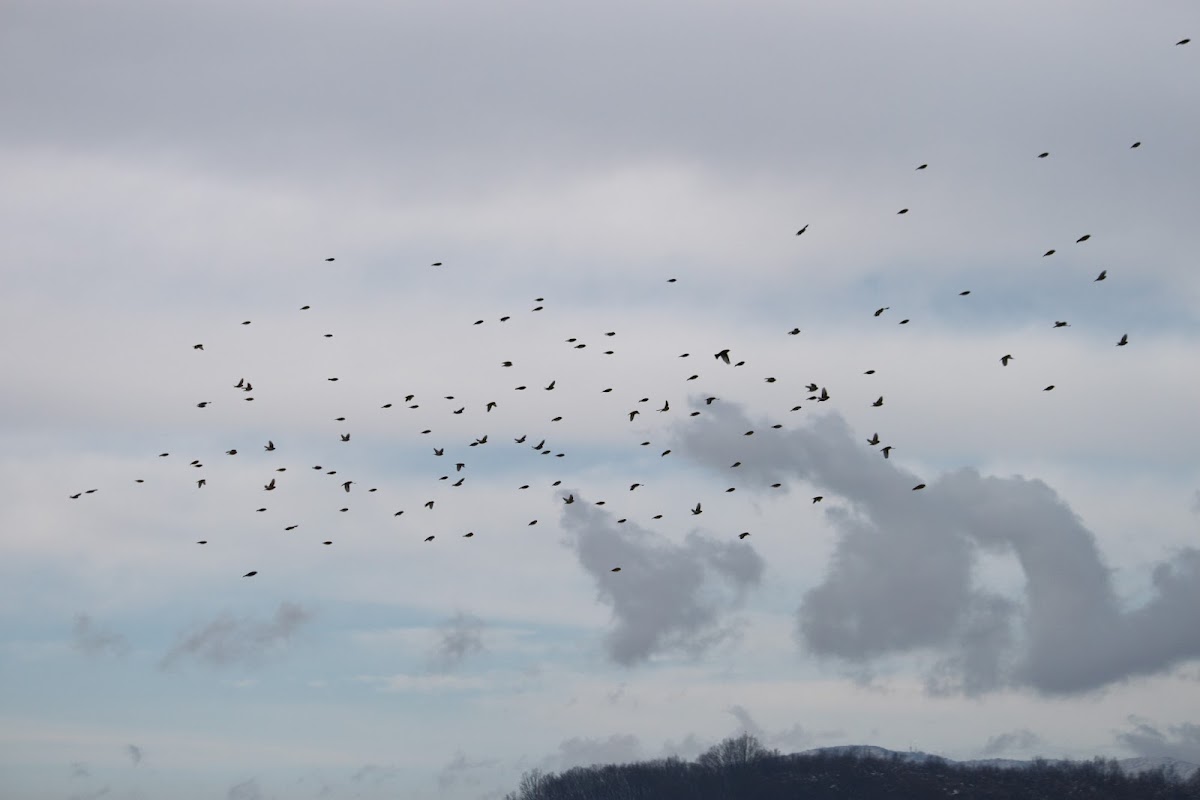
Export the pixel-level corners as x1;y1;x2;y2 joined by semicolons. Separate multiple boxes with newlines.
125;743;143;766
980;728;1043;756
349;764;401;785
560;495;765;665
540;734;643;772
69;762;90;779
226;778;262;800
427;611;485;673
726;705;815;753
437;751;497;791
71;614;129;658
1116;718;1200;764
160;603;312;670
675;403;1200;695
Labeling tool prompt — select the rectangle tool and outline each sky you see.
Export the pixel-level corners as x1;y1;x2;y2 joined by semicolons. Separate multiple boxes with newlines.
2;1;1200;798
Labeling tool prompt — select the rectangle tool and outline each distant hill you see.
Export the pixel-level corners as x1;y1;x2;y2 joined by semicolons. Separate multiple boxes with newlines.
506;735;1200;800
802;744;1199;781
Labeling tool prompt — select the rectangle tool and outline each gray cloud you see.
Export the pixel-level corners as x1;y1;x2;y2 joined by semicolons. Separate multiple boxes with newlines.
540;734;643;772
560;496;764;665
981;728;1043;756
125;744;143;766
437;751;497;792
675;403;1200;694
161;603;312;670
727;705;816;753
226;778;261;800
350;764;400;786
427;611;485;673
71;614;129;658
1116;718;1200;764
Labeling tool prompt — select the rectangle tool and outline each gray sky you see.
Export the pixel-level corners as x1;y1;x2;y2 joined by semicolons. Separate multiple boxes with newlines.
2;1;1199;798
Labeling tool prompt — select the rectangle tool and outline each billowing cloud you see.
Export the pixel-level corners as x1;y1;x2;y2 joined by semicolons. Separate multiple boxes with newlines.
161;603;312;670
727;705;816;753
1116;718;1200;764
540;734;643;772
436;751;497;791
427;611;485;673
226;778;261;800
71;614;129;658
981;728;1043;756
675;403;1200;695
560;496;764;665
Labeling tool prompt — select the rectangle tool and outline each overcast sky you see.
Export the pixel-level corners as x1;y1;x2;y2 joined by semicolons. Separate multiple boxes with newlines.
3;1;1200;798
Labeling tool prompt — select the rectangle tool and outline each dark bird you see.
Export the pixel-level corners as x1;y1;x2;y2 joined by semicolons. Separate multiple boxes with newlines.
301;305;310;310
226;449;237;455
1053;321;1070;328
731;461;741;467
738;532;751;539
563;494;575;504
453;407;464;414
658;401;669;412
263;441;276;453
913;484;926;491
872;396;883;407
323;541;332;545
340;433;351;441
1038;152;1049;158
533;439;545;450
159;453;169;457
788;328;801;335
424;501;434;509
818;387;830;402
1076;234;1091;243
1044;385;1055;391
197;541;207;544
1095;270;1107;282
1177;38;1190;45
916;164;928;170
691;503;702;515
899;319;910;324
611;567;621;572
452;478;463;486
686;375;698;381
765;377;776;383
193;344;203;350
545;380;556;390
474;435;488;445
514;435;526;443
667;278;677;282
328;377;339;382
1117;334;1129;346
85;489;97;494
264;479;276;491
1043;250;1056;257
705;397;717;405
1001;354;1013;366
796;224;808;236
243;571;257;577
662;449;672;456
382;403;392;408
867;433;880;445
456;463;465;472
864;369;876;374
69;493;81;499
464;532;474;538
342;481;353;492
431;262;442;266
325;257;335;261
486;402;497;412
241;321;251;325
959;291;970;296
806;383;818;392
715;349;731;364
1131;142;1141;148
197;401;212;408
629;410;639;421
474;320;483;326
812;496;823;503
874;307;889;317
630;483;641;490
234;378;244;388
285;525;298;531
881;446;893;458
425;536;435;542
897;208;909;214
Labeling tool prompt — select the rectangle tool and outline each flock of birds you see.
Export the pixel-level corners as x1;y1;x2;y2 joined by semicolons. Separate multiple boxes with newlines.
66;37;1190;578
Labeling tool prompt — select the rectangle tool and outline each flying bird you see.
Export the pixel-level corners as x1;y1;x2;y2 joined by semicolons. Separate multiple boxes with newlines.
264;479;276;491
788;328;801;335
1043;250;1055;257
916;163;928;170
243;571;257;577
563;494;575;504
881;446;893;458
1001;354;1013;366
1053;321;1069;328
1117;334;1129;346
867;433;880;445
691;503;702;515
1038;152;1049;158
715;349;731;364
912;484;926;491
1076;234;1091;243
812;496;822;503
193;344;203;350
340;433;351;441
1095;270;1107;282
874;307;889;317
1131;142;1141;148
342;481;354;492
1044;385;1055;391
897;208;909;214
872;397;884;407
1177;38;1190;45
795;224;808;236
738;532;751;539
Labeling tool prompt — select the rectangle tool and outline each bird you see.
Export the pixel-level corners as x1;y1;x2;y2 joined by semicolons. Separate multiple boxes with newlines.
1177;38;1190;45
1001;354;1013;366
342;481;353;492
300;305;310;310
197;541;207;545
433;448;444;456
241;321;251;325
463;532;474;538
563;494;575;504
874;307;889;317
69;493;81;499
864;369;875;374
1076;234;1091;243
912;484;926;491
264;479;276;491
486;401;497;412
872;397;883;407
1131;142;1141;148
765;377;776;383
431;262;442;266
424;501;434;509
881;446;893;458
630;483;641;490
243;571;257;577
425;536;435;542
340;433;351;441
1053;321;1070;328
234;378;244;388
897;208;909;214
818;387;830;402
1038;152;1049;158
285;525;298;531
323;541;332;545
1095;270;1107;282
691;503;702;515
325;257;335;261
916;163;928;170
788;328;801;335
715;349;731;364
545;380;556;390
197;479;206;488
514;435;526;443
812;496;823;503
867;433;880;445
611;567;622;572
452;478;463;487
1117;334;1129;346
899;319;909;325
158;453;169;457
1043;250;1056;257
226;449;237;455
456;463;465;472
795;224;808;236
193;344;203;350
738;532;751;540
705;397;717;405
628;410;639;421
1044;385;1055;391
473;435;488;445
196;401;212;408
959;291;970;296
658;401;669;412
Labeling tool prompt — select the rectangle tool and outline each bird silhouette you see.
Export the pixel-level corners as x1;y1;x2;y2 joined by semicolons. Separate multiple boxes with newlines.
881;446;893;458
1001;354;1013;366
564;494;575;504
264;479;276;491
867;433;880;445
912;484;926;491
243;571;257;577
715;349;731;364
1117;334;1129;346
1095;270;1107;282
691;503;702;515
795;224;808;236
872;397;884;407
1076;234;1091;243
340;433;351;441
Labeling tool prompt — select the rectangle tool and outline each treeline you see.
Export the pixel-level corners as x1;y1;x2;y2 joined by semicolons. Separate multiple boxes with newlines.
506;734;1200;800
